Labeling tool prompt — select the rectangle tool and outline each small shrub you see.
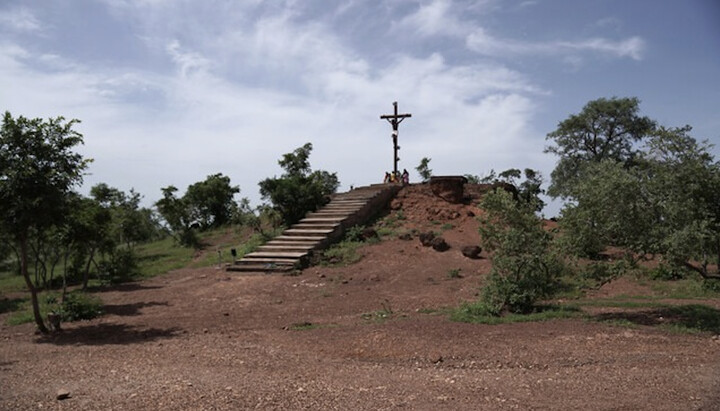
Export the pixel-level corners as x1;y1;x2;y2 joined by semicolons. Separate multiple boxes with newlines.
321;241;362;266
7;291;103;326
98;248;139;284
581;260;629;288
702;279;720;293
59;292;104;322
344;225;365;242
481;255;563;315
650;263;687;281
447;268;462;279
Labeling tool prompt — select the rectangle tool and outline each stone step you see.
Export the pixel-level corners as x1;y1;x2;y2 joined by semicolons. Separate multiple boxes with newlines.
273;235;326;242
236;257;299;264
299;217;347;223
227;263;294;273
282;228;334;236
327;201;367;206
333;195;377;201
320;207;363;213
244;251;308;259
291;223;340;230
265;240;319;246
256;244;315;252
228;183;401;275
305;212;352;219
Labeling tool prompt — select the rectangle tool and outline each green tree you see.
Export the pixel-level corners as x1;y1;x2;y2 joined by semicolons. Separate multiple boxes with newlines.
258;143;339;226
477;168;546;212
559;124;720;280
156;174;244;247
416;157;432;182
184;173;240;229
478;189;562;314
545;97;656;199
156;185;198;247
0;112;90;333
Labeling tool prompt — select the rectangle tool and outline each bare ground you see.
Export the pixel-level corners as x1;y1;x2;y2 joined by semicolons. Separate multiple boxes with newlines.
2;185;720;410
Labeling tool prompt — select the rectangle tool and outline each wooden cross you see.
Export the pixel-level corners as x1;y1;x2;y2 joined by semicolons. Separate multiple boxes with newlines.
380;101;412;177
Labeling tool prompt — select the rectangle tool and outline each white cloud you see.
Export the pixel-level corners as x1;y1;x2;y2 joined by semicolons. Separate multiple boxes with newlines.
0;1;551;208
394;0;470;37
467;28;646;61
0;7;41;32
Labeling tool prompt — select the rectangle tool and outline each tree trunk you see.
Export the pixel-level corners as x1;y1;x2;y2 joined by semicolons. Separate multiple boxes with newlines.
20;235;48;334
82;247;95;291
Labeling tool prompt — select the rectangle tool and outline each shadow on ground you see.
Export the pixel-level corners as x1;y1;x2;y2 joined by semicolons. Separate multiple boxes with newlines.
594;304;720;333
36;323;182;346
103;301;170;316
88;282;163;293
0;298;24;314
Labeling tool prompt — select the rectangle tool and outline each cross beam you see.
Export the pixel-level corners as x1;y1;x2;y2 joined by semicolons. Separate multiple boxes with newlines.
380;101;412;177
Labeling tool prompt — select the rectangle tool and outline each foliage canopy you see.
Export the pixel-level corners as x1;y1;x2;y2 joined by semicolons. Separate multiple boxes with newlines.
258;143;339;226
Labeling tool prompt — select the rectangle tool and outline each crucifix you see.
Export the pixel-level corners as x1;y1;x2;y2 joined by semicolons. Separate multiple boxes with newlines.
380;101;412;178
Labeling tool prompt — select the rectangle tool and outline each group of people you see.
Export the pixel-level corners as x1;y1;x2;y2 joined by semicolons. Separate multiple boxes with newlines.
384;169;410;185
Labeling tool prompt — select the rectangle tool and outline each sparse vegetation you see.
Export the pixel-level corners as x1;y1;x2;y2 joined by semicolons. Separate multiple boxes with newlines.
447;268;462;279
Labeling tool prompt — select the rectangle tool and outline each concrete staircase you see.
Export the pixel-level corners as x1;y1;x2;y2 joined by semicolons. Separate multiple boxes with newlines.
227;184;401;273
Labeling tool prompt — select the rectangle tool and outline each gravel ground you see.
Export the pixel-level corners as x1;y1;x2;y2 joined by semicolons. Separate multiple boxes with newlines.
2;185;720;410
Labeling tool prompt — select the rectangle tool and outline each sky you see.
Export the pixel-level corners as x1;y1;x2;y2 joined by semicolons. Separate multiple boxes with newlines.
1;0;719;216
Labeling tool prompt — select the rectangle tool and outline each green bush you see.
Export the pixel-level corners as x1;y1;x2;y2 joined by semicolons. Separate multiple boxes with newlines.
344;225;365;242
650;263;687;281
97;248;139;284
477;190;564;315
482;255;561;315
581;260;629;287
58;292;104;321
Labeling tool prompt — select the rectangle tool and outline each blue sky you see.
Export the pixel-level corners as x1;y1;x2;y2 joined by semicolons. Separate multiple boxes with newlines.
1;0;718;216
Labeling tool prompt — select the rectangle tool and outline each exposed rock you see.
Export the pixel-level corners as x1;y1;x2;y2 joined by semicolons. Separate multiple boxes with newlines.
431;237;449;252
466;210;476;217
429;176;467;203
56;389;71;400
461;246;482;259
419;232;435;247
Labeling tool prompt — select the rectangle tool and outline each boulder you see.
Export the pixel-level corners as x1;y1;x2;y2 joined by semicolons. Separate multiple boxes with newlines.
398;233;413;241
461;245;482;259
419;232;435;247
431;237;449;252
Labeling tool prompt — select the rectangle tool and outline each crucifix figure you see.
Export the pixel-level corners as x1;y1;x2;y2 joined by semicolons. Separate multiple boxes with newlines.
380;101;412;178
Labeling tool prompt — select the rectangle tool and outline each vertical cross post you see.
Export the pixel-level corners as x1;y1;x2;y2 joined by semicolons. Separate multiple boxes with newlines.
380;101;412;178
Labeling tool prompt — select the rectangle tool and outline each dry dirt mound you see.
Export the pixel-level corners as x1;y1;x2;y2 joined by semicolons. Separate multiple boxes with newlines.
2;184;720;410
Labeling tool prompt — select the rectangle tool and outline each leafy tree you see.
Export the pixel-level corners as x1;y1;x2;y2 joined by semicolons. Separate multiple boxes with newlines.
559;124;720;280
478;189;562;314
90;184;160;250
476;168;546;212
67;194;114;289
156;185;198;247
259;143;339;226
156;173;244;247
416;157;432;182
0;112;90;333
545;97;656;199
184;173;240;229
